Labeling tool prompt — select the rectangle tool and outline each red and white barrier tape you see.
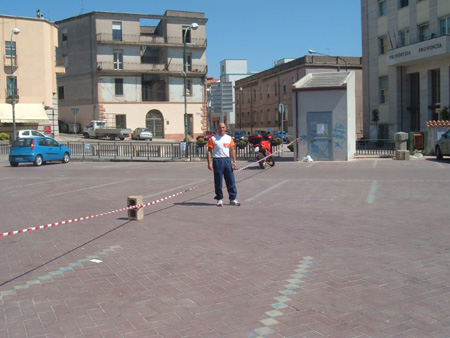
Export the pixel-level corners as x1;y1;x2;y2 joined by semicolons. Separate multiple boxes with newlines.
0;140;296;239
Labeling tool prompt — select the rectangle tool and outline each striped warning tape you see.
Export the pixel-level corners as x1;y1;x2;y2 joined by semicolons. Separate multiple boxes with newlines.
0;140;296;239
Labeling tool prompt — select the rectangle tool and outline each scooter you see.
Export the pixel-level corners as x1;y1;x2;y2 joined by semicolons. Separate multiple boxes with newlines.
249;135;275;169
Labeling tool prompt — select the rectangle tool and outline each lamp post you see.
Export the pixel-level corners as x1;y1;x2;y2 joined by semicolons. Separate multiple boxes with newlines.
239;87;242;130
183;22;198;148
308;49;348;71
10;28;20;142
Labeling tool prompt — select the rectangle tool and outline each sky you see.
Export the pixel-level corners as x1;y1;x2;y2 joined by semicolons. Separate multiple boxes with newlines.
1;1;362;78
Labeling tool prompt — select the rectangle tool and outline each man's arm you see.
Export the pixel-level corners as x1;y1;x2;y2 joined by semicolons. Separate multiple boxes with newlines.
207;148;213;171
230;145;237;169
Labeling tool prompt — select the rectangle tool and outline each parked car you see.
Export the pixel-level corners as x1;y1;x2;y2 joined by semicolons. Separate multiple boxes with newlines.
9;137;71;167
273;130;289;143
131;128;153;141
196;130;216;141
17;130;45;138
435;128;450;159
232;130;247;142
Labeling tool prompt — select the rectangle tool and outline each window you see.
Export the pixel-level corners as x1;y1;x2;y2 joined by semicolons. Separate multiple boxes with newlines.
430;69;440;106
182;26;192;43
112;22;122;41
185;53;192;71
267;84;270;98
379;0;387;16
274;82;277;96
399;29;409;47
185;79;192;96
440;16;450;36
114;50;123;70
259;86;262;99
62;28;68;42
379;76;388;104
379;36;388;54
6;76;17;98
58;86;65;100
418;23;429;41
115;78;123;96
5;41;16;57
283;80;287;94
409;73;420;131
253;88;256;101
399;0;409;8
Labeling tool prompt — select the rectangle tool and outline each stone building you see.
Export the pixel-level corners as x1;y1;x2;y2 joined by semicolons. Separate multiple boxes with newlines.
0;14;64;138
56;10;208;140
235;55;363;139
361;0;450;139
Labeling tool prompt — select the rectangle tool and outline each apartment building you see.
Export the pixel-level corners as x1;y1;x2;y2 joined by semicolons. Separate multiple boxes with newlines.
235;55;363;138
0;15;64;138
56;10;208;140
361;0;450;139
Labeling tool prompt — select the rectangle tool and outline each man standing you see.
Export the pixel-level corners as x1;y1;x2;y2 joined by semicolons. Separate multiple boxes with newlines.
207;123;240;207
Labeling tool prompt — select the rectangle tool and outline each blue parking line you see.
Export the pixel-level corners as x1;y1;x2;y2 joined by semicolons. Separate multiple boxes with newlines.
366;180;378;203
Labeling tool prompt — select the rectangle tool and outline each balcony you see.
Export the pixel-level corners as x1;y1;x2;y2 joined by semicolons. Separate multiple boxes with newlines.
96;61;207;75
387;34;450;66
96;33;207;48
5;88;19;103
3;55;18;71
97;61;166;73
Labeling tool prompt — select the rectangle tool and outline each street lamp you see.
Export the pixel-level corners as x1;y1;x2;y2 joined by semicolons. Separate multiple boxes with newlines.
239;87;242;130
308;49;348;71
10;28;20;142
183;22;198;148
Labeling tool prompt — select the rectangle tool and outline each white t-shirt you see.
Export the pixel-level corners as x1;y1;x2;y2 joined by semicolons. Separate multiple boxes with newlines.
208;134;235;158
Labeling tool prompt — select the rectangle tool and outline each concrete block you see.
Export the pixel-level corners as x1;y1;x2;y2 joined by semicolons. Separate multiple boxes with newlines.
127;195;144;221
395;150;410;160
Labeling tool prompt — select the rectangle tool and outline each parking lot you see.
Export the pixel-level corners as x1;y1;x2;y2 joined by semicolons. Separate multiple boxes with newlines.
0;156;449;337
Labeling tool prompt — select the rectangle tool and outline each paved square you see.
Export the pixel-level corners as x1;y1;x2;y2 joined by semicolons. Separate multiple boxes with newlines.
0;156;449;337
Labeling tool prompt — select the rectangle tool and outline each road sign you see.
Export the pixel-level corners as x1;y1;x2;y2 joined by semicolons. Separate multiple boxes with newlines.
278;103;285;114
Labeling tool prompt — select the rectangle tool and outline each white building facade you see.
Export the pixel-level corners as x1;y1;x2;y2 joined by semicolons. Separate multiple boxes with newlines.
208;59;251;131
361;0;450;139
56;11;208;140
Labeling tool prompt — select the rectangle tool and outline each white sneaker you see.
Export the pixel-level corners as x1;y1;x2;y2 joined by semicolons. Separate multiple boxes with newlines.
230;199;241;206
216;199;223;207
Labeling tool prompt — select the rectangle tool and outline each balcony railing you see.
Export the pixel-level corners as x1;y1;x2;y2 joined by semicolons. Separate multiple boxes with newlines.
3;55;18;68
96;33;207;48
96;61;207;74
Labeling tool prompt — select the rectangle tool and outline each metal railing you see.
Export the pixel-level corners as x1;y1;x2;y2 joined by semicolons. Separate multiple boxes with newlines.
1;139;397;159
56;141;280;161
355;139;396;156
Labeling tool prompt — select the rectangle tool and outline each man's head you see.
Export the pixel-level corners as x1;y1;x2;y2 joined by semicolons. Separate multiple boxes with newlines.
217;123;227;136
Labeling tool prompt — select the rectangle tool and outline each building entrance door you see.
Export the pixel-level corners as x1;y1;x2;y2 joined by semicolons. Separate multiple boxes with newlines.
307;112;333;161
146;110;164;138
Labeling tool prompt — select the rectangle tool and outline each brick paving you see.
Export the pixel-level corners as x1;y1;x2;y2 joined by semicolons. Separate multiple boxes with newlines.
0;155;449;337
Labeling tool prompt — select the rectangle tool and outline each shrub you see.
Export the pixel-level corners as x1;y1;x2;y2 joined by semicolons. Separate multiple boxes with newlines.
272;137;282;146
0;132;10;141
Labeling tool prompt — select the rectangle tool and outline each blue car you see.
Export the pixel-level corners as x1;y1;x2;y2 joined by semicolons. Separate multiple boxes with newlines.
273;130;289;143
9;137;71;167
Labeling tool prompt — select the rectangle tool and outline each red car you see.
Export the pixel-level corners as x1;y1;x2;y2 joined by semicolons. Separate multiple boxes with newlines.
196;130;216;141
